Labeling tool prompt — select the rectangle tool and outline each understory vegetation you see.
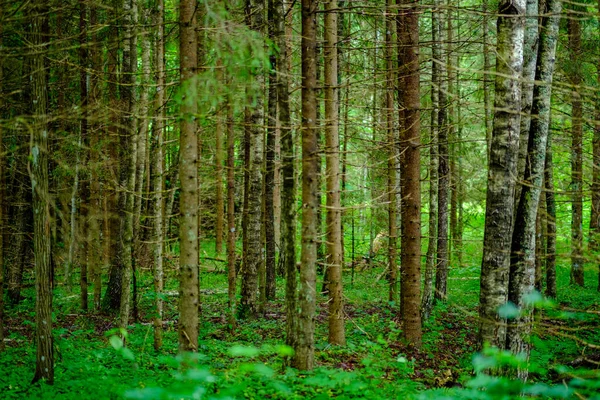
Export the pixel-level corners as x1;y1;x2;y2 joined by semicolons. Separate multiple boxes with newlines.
1;240;598;399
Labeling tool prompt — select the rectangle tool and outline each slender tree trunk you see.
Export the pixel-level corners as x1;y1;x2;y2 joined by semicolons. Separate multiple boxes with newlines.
240;0;265;319
266;0;278;301
179;0;199;352
478;0;525;350
118;0;138;333
324;0;345;346
30;0;53;383
397;0;422;346
514;0;540;210
79;0;89;311
226;99;237;329
386;0;398;303
280;0;298;356
0;17;4;351
215;63;225;257
294;0;319;369
569;7;584;287
545;136;557;298
483;0;493;163
151;0;166;350
592;0;600;293
8;180;28;305
506;0;561;371
422;2;440;320
435;1;449;303
89;5;103;311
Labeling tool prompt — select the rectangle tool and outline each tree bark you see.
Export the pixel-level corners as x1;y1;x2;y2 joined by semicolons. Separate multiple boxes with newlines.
179;0;199;352
479;0;525;350
422;2;440;321
226;99;237;329
30;0;53;383
545;136;557;298
0;16;4;351
294;0;319;369
593;0;600;293
386;0;398;303
151;0;166;350
324;0;345;346
397;0;422;347
280;0;298;357
506;0;561;369
435;0;449;303
240;0;265;319
568;6;584;287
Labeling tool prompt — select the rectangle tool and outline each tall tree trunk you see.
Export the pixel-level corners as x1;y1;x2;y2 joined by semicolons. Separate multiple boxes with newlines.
592;0;600;292
435;0;449;302
506;0;561;371
30;0;53;383
280;0;298;356
226;99;237;329
422;2;440;320
151;0;166;350
266;0;278;301
79;0;89;311
478;0;525;350
324;0;345;346
240;0;265;319
294;0;319;369
514;0;540;210
89;5;103;311
215;63;225;257
118;0;138;333
103;0;123;312
386;0;398;303
178;0;199;352
569;6;584;287
483;0;493;162
0;17;4;351
545;136;557;298
397;0;422;346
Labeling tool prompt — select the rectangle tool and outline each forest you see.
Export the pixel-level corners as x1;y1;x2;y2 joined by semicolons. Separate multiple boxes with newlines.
0;0;599;398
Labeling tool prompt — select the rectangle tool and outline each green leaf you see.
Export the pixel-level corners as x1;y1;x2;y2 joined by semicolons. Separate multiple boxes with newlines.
498;302;520;319
109;336;123;351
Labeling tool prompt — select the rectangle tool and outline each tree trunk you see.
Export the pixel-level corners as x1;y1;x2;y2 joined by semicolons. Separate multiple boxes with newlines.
178;0;199;352
545;136;557;298
483;0;493;163
324;0;345;346
435;1;449;303
422;2;440;321
478;0;525;350
240;0;265;319
386;0;398;303
397;0;422;347
151;0;166;350
280;0;298;356
0;17;4;351
514;0;540;211
226;100;237;329
30;0;53;383
89;4;103;311
266;0;278;301
294;0;319;370
506;0;560;371
593;0;600;293
215;63;225;257
569;6;584;287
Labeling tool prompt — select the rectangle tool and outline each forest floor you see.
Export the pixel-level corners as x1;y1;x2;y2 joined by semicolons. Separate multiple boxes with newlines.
0;253;599;399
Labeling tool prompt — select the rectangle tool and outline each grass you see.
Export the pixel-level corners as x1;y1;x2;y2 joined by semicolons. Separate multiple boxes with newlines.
1;238;599;399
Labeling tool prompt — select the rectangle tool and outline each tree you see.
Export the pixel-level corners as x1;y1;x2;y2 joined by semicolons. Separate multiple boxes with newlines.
151;0;166;350
479;0;525;350
294;0;319;370
324;0;345;346
506;0;561;367
240;0;265;318
30;0;53;384
435;0;449;303
568;3;584;287
0;14;4;352
397;0;422;346
178;0;199;352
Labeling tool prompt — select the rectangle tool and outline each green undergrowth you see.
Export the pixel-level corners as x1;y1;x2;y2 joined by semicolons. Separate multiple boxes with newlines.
1;242;599;399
